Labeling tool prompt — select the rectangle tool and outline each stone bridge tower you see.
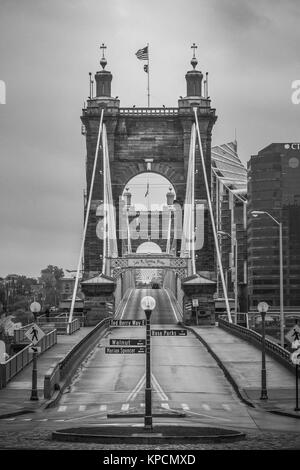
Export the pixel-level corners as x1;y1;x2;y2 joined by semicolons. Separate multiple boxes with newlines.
81;48;217;285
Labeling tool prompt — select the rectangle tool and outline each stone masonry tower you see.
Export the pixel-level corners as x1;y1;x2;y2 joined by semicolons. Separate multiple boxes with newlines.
81;45;217;282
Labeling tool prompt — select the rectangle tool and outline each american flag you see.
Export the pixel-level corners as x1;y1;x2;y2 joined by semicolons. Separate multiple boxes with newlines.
136;46;148;60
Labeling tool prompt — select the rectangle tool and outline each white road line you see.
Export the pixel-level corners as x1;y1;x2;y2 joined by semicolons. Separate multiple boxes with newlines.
120;288;134;320
151;374;169;401
58;406;67;412
165;289;179;323
182;403;190;410
79;405;86;412
63;411;108;422
222;404;231;411
99;405;107;412
37;419;48;421
22;418;32;421
202;404;211;411
4;418;15;421
127;374;146;401
54;419;65;422
161;402;170;410
121;403;129;411
177;409;232;423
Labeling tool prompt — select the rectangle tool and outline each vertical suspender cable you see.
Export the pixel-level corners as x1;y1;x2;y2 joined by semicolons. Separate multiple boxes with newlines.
68;109;104;330
102;124;107;275
193;107;232;323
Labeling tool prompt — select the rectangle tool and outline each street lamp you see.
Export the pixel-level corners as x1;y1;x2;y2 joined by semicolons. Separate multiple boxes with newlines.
217;231;238;320
141;295;156;430
251;210;284;348
257;301;269;400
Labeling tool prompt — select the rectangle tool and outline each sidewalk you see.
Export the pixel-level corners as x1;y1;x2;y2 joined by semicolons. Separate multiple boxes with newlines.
0;327;93;418
190;326;300;419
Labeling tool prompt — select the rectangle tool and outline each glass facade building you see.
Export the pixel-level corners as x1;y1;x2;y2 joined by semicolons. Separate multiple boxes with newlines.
247;143;300;309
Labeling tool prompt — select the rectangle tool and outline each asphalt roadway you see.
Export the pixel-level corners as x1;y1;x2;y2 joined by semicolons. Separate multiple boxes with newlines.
0;288;299;450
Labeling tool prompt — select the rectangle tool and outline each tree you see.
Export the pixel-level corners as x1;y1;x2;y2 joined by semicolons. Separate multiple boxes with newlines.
40;265;64;307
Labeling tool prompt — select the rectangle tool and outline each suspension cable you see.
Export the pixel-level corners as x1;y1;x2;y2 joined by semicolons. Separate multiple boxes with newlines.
193;108;232;323
68;109;104;330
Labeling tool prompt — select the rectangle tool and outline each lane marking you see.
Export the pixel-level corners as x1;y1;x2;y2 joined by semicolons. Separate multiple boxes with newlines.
120;288;134;320
58;406;67;412
222;404;231;411
63;411;107;422
4;418;15;421
79;405;86;412
127;374;146;401
127;373;169;402
202;404;211;411
99;405;107;412
182;403;190;410
22;418;32;421
176;408;232;423
165;289;179;323
37;419;48;421
151;374;169;401
121;403;129;411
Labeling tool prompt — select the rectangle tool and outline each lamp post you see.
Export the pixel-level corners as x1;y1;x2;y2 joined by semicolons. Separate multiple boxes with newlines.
217;231;238;321
141;295;156;431
258;301;269;400
251;211;284;348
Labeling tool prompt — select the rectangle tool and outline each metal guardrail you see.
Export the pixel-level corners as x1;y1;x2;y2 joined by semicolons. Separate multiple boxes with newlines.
44;317;110;400
13;323;34;343
37;317;80;334
0;328;57;389
218;318;297;374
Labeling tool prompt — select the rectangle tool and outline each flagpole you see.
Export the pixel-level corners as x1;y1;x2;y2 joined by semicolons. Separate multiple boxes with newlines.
147;43;150;108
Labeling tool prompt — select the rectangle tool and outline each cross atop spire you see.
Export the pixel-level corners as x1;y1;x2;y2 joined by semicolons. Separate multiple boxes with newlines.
190;43;198;69
191;43;197;58
100;43;107;69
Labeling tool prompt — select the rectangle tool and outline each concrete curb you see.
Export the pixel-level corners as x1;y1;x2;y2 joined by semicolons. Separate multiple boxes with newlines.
0;409;34;419
185;324;300;420
52;426;246;444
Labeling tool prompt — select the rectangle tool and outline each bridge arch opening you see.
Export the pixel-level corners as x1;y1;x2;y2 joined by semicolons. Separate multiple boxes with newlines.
122;172;176;211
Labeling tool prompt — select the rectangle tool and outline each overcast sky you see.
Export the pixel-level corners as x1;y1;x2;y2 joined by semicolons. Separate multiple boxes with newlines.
0;0;299;277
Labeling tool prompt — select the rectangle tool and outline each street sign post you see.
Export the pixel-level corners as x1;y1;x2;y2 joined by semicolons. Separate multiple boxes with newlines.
291;348;300;411
25;323;45;401
109;339;146;346
286;324;300;345
25;323;45;345
105;347;145;354
151;329;187;336
110;320;145;327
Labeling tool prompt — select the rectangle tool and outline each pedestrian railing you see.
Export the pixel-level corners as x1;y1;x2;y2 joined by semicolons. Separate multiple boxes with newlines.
218;318;297;375
0;328;57;389
44;317;110;400
37;316;80;335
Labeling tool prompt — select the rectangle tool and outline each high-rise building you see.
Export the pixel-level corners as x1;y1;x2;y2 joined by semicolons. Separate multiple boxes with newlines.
211;142;248;312
247;143;300;310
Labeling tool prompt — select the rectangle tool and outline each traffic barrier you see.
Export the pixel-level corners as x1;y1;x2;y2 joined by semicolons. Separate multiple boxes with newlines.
218;318;298;375
0;328;57;389
44;317;110;401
